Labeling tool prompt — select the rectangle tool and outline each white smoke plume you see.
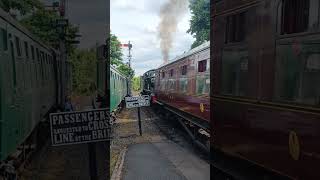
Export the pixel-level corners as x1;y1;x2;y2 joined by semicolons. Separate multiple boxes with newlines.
158;0;188;63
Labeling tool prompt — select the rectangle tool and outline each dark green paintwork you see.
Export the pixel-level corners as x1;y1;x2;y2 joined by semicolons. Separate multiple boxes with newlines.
110;66;127;112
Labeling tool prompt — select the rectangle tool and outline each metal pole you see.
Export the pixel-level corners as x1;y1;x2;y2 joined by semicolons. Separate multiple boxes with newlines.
128;41;131;68
88;143;98;180
137;107;142;136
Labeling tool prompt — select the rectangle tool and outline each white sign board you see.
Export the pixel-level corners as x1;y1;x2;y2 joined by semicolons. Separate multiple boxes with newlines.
125;95;150;108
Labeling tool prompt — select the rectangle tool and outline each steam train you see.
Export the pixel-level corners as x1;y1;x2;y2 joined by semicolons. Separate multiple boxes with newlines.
0;7;71;169
140;69;155;96
211;0;320;179
141;41;210;149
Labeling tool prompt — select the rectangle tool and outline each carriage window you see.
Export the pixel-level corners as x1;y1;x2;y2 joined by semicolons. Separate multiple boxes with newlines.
274;44;320;105
31;46;35;60
225;12;246;43
40;51;45;80
179;78;188;94
24;41;29;59
15;36;21;56
168;79;176;91
10;41;17;87
281;0;310;34
162;71;165;78
170;69;174;77
36;48;40;61
221;48;249;96
196;76;210;95
198;60;207;72
1;28;8;51
181;65;187;75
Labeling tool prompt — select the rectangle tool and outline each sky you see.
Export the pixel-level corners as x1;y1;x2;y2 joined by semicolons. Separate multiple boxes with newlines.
111;0;195;76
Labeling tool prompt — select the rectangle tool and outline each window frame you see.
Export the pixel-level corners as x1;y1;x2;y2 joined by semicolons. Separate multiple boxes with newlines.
161;71;165;78
225;12;247;44
170;69;174;77
1;28;8;51
280;0;311;35
181;65;187;75
24;41;29;59
15;36;21;57
198;60;207;72
31;45;35;60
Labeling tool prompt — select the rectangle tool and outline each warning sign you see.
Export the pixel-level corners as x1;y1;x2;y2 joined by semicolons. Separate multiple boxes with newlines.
49;109;111;146
125;95;150;109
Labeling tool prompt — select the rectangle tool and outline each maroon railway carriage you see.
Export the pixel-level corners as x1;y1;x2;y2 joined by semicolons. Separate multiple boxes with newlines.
154;42;210;132
211;0;320;179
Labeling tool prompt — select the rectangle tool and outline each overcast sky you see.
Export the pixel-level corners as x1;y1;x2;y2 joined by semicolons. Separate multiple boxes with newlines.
111;0;195;76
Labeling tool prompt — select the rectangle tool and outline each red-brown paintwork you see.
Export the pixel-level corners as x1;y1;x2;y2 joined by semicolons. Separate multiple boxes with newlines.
154;46;210;126
212;0;320;179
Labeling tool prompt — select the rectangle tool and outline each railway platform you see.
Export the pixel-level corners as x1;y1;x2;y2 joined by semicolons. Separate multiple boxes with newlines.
111;106;209;180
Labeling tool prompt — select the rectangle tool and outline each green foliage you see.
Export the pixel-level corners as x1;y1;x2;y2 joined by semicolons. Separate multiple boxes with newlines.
0;0;78;54
0;0;43;15
132;76;141;91
118;63;134;77
20;9;59;46
110;33;123;66
20;9;79;54
187;0;210;49
110;33;134;77
70;48;97;95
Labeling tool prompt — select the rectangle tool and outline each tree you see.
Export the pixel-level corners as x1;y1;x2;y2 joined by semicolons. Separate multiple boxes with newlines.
20;9;79;54
132;76;141;91
110;33;123;66
1;0;78;54
0;0;43;15
110;33;134;77
117;63;134;77
187;0;210;49
21;9;59;46
70;48;97;95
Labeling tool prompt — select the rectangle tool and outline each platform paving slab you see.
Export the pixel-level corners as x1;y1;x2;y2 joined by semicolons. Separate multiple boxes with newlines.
122;142;210;180
122;143;187;180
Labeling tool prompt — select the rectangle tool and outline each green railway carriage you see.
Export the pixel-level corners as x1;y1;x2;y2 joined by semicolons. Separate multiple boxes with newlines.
110;66;128;112
0;8;71;161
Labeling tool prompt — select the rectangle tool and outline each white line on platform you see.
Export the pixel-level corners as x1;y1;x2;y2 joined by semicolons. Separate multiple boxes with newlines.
111;147;127;180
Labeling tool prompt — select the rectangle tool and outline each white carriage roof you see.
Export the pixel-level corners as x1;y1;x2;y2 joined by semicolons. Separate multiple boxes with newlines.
158;41;210;69
110;65;128;79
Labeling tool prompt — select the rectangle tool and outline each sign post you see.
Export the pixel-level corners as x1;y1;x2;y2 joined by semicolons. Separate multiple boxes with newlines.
125;95;150;136
137;107;142;136
88;142;98;180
